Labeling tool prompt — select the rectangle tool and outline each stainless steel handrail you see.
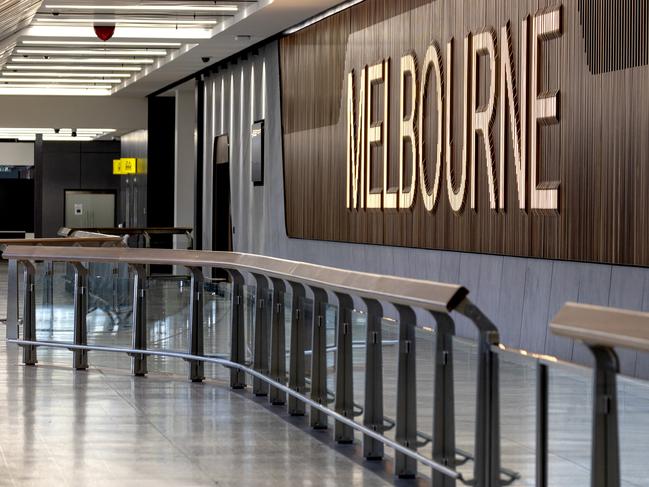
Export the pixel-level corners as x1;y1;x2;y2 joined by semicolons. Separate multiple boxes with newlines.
3;246;506;486
1;246;469;313
547;302;649;487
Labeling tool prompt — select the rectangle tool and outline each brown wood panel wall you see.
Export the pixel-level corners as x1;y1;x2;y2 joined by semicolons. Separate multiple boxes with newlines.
279;0;649;267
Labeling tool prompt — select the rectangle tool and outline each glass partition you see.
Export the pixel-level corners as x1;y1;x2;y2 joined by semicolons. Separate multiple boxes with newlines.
381;317;399;442
17;257;649;487
301;296;313;394
453;335;478;479
414;325;436;461
203;279;232;380
546;361;592;486
282;291;293;385
85;262;133;370
35;261;75;367
618;374;649;486
350;309;367;427
497;349;537;486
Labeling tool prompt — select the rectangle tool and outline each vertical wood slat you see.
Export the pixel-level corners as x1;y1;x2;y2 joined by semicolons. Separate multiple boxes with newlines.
279;0;649;268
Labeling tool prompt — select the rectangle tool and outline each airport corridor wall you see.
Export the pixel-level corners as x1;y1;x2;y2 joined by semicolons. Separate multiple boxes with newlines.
200;39;649;379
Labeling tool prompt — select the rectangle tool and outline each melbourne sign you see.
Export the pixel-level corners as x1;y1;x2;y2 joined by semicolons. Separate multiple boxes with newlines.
280;0;649;266
346;7;562;213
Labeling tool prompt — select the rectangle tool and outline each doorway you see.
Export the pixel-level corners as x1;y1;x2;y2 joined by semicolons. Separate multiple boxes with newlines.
212;134;232;278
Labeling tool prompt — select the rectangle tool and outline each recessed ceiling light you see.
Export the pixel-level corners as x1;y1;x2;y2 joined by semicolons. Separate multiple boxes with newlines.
0;86;112;95
1;71;130;78
0;134;95;141
0;127;115;140
1;78;121;84
0;83;113;89
27;25;213;40
44;4;238;12
34;17;218;25
5;64;141;72
12;57;155;64
16;48;167;56
21;40;182;48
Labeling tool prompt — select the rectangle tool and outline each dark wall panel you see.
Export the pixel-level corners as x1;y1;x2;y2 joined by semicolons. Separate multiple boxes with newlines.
0;179;34;232
36;141;120;237
279;0;649;267
147;97;175;229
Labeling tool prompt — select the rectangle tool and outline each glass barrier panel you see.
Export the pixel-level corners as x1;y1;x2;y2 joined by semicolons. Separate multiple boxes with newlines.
282;291;293;385
618;374;649;486
323;303;338;418
203;279;232;381
145;275;191;375
381;317;399;442
301;297;313;394
86;262;133;370
244;284;256;367
351;309;367;427
38;262;74;339
32;261;75;365
547;361;592;486
415;325;436;461
497;349;537;486
34;261;53;337
452;335;478;480
259;286;273;380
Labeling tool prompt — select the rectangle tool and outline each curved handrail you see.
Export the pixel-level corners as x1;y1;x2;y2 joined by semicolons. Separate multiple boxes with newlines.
3;245;510;485
551;302;649;352
2;245;468;313
62;227;193;235
0;233;123;251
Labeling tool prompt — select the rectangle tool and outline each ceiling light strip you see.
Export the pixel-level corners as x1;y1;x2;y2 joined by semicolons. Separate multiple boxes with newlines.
44;4;238;12
5;64;141;71
0;83;112;89
12;57;155;64
0;87;111;96
34;17;218;25
284;0;365;35
16;48;168;56
21;40;182;48
1;71;130;78
1;78;121;84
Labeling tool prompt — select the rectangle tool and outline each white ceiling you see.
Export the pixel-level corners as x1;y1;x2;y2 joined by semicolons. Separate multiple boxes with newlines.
0;0;347;98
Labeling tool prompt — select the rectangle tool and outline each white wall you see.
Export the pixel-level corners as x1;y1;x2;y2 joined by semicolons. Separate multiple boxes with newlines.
174;88;196;259
0;95;147;132
0;142;33;165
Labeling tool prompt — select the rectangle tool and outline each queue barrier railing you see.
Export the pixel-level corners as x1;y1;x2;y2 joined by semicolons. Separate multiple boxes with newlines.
58;226;194;249
0;245;517;486
550;302;649;487
0;233;124;341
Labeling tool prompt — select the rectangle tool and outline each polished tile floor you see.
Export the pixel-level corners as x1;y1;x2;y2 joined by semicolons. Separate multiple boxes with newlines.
0;262;648;486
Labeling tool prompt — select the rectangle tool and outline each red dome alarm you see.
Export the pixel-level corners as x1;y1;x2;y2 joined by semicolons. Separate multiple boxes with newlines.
94;24;115;41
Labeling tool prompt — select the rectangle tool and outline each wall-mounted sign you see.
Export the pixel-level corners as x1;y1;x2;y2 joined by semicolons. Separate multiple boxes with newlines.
345;8;560;213
113;158;137;175
251;120;265;186
280;0;649;267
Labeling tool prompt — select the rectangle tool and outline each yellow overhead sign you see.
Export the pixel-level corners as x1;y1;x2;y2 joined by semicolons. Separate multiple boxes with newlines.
113;158;137;175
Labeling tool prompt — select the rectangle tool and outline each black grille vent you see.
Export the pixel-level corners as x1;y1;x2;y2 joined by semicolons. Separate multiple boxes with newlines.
578;0;649;74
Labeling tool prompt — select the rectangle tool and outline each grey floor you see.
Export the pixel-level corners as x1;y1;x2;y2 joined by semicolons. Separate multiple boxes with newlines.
0;262;648;486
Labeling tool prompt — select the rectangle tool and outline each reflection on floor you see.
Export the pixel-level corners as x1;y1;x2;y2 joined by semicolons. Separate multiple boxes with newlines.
0;262;648;486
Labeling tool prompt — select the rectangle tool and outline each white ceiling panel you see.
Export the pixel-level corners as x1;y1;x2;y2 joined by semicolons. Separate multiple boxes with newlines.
0;0;346;98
